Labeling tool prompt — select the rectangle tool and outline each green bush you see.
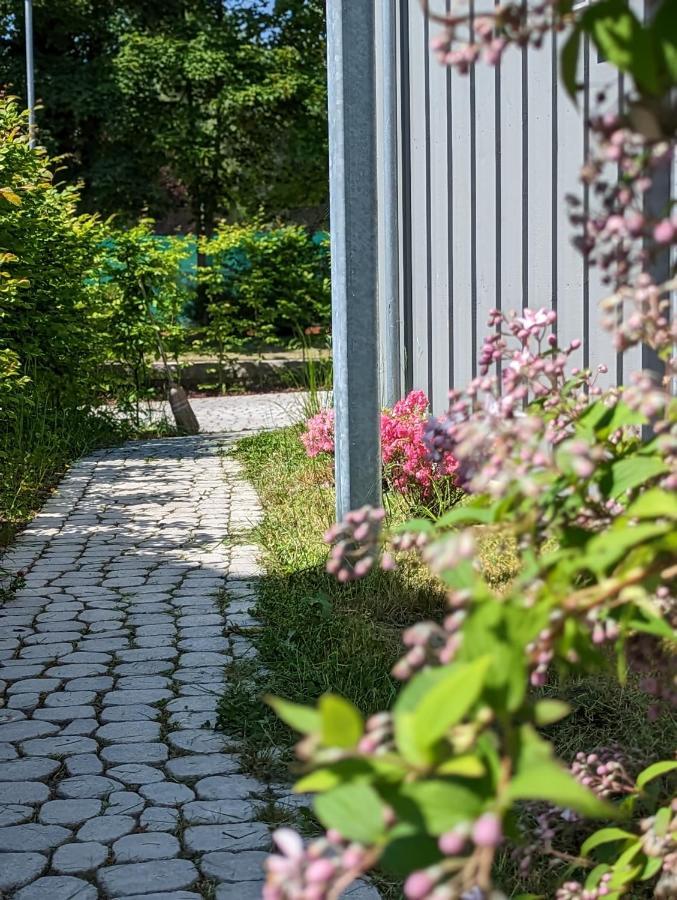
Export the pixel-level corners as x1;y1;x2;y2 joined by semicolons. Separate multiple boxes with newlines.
199;221;331;356
97;221;194;416
0;97;131;541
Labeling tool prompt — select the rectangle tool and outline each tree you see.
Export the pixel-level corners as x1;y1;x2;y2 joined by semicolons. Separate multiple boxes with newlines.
0;0;327;226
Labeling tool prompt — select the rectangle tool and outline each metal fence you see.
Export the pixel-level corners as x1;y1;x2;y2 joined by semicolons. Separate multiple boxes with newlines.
375;0;664;414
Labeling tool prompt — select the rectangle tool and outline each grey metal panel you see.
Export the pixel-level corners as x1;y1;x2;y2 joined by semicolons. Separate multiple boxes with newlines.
554;34;585;369
585;40;619;386
407;0;431;397
449;67;474;390
378;0;402;408
428;17;452;412
499;45;525;319
526;36;555;314
473;57;499;359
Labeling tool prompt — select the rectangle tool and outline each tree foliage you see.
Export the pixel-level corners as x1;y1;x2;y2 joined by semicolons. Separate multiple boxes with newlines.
0;0;327;226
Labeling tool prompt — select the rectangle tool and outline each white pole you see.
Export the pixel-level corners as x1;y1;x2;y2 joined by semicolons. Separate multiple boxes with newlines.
25;0;36;148
326;0;382;518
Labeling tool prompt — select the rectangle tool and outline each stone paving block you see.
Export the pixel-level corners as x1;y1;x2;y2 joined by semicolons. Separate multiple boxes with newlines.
167;729;226;754
99;705;160;724
39;799;102;826
100;743;169;765
51;840;108;873
116;894;201;900
76;814;136;844
0;851;48;892
64;675;113;691
65;753;104;776
102;688;173;706
0;823;72;851
107;763;166;786
165;753;240;781
200;849;268;883
0;757;60;781
0;803;34;826
102;791;145;817
14;875;98;899
113;831;181;862
216;882;265;899
62;718;99;736
0;720;59;743
139;781;195;806
139;806;179;832
195;774;265;800
33;704;96;722
97;858;199;897
184;822;270;853
57;775;122;799
181;799;257;825
21;735;97;757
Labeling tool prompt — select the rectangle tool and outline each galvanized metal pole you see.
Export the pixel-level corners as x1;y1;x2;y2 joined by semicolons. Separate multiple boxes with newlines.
381;0;402;407
24;0;36;148
326;0;382;519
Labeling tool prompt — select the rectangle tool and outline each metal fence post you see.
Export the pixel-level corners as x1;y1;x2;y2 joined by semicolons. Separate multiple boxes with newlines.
381;0;402;407
326;0;382;519
24;0;36;148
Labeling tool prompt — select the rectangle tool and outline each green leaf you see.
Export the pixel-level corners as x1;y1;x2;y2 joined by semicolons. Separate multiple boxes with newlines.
651;0;677;85
314;782;387;844
379;832;441;877
436;754;485;778
508;761;616;818
636;760;677;791
399;780;483;835
581;827;635;856
561;24;582;102
581;0;660;95
533;700;571;726
603;455;668;499
411;657;491;750
626;488;677;521
319;694;363;749
436;504;494;529
265;696;320;734
640;855;663;880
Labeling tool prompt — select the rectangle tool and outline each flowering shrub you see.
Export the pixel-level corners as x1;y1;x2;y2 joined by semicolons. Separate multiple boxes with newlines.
301;391;459;501
381;390;459;498
302;408;336;458
266;2;676;898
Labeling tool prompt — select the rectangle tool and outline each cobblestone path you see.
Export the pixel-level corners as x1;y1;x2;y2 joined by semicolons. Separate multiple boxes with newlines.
0;432;275;899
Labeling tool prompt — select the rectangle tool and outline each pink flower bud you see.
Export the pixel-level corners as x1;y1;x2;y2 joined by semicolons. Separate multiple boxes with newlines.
405;871;435;900
472;813;503;848
438;829;466;855
653;219;675;245
273;828;305;860
306;858;336;883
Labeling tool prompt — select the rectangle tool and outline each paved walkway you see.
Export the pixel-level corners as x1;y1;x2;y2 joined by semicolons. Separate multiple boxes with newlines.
0;395;376;900
144;391;329;434
0;430;273;899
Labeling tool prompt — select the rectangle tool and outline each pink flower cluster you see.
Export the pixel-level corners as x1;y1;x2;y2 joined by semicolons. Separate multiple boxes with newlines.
571;112;675;289
404;813;505;900
381;389;459;499
301;409;335;458
427;0;562;75
423;308;600;498
301;392;459;500
264;828;372;900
